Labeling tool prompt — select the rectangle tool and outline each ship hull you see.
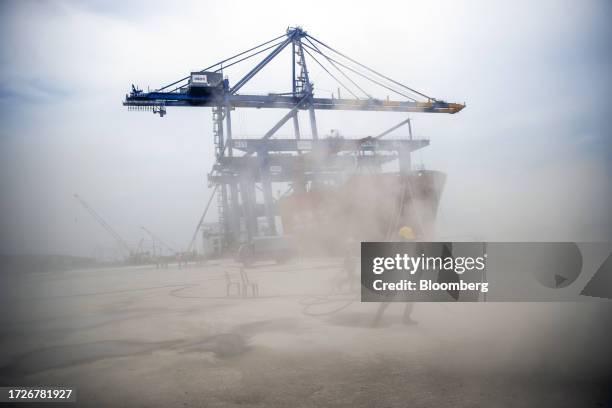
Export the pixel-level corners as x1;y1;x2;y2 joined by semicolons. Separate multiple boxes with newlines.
278;170;446;254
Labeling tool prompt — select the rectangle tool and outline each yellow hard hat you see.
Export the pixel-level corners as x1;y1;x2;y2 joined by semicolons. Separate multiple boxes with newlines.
398;226;415;240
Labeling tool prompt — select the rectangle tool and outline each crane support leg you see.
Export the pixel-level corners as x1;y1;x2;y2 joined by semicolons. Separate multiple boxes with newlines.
220;184;230;247
292;112;301;140
258;151;277;236
308;103;318;140
240;176;257;241
225;103;241;244
230;184;241;243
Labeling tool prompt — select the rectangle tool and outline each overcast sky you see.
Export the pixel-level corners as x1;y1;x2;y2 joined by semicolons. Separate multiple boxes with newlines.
1;0;611;256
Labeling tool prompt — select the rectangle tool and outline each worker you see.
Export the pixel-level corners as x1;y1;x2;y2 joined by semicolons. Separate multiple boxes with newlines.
373;226;421;326
398;226;416;240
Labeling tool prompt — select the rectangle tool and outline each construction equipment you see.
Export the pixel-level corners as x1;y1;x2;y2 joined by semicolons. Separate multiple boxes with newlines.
140;226;179;267
74;194;150;264
141;226;175;256
124;27;464;251
186;185;218;254
237;235;298;266
74;194;133;257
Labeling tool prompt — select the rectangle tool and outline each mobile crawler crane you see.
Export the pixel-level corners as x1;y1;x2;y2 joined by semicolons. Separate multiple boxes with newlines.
74;194;150;264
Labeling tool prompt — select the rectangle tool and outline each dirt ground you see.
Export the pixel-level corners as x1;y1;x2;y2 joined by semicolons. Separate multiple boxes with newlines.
1;258;610;407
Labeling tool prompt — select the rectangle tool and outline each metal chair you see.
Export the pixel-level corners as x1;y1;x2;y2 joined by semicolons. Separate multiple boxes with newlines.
239;267;259;297
225;271;241;297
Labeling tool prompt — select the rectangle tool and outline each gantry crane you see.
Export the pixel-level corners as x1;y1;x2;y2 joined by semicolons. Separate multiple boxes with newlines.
123;27;464;250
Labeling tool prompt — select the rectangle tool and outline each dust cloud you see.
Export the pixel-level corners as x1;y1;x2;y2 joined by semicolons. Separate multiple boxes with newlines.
1;1;611;407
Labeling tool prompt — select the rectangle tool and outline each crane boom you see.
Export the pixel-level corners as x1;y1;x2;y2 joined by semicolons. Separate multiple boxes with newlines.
141;226;176;254
124;92;463;113
186;185;219;253
123;28;464;115
74;194;132;256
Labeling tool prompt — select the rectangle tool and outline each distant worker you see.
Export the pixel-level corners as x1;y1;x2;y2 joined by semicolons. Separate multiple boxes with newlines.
373;226;421;326
398;226;416;240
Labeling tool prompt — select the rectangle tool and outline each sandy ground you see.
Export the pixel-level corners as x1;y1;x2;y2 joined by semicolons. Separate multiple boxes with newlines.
0;258;611;407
